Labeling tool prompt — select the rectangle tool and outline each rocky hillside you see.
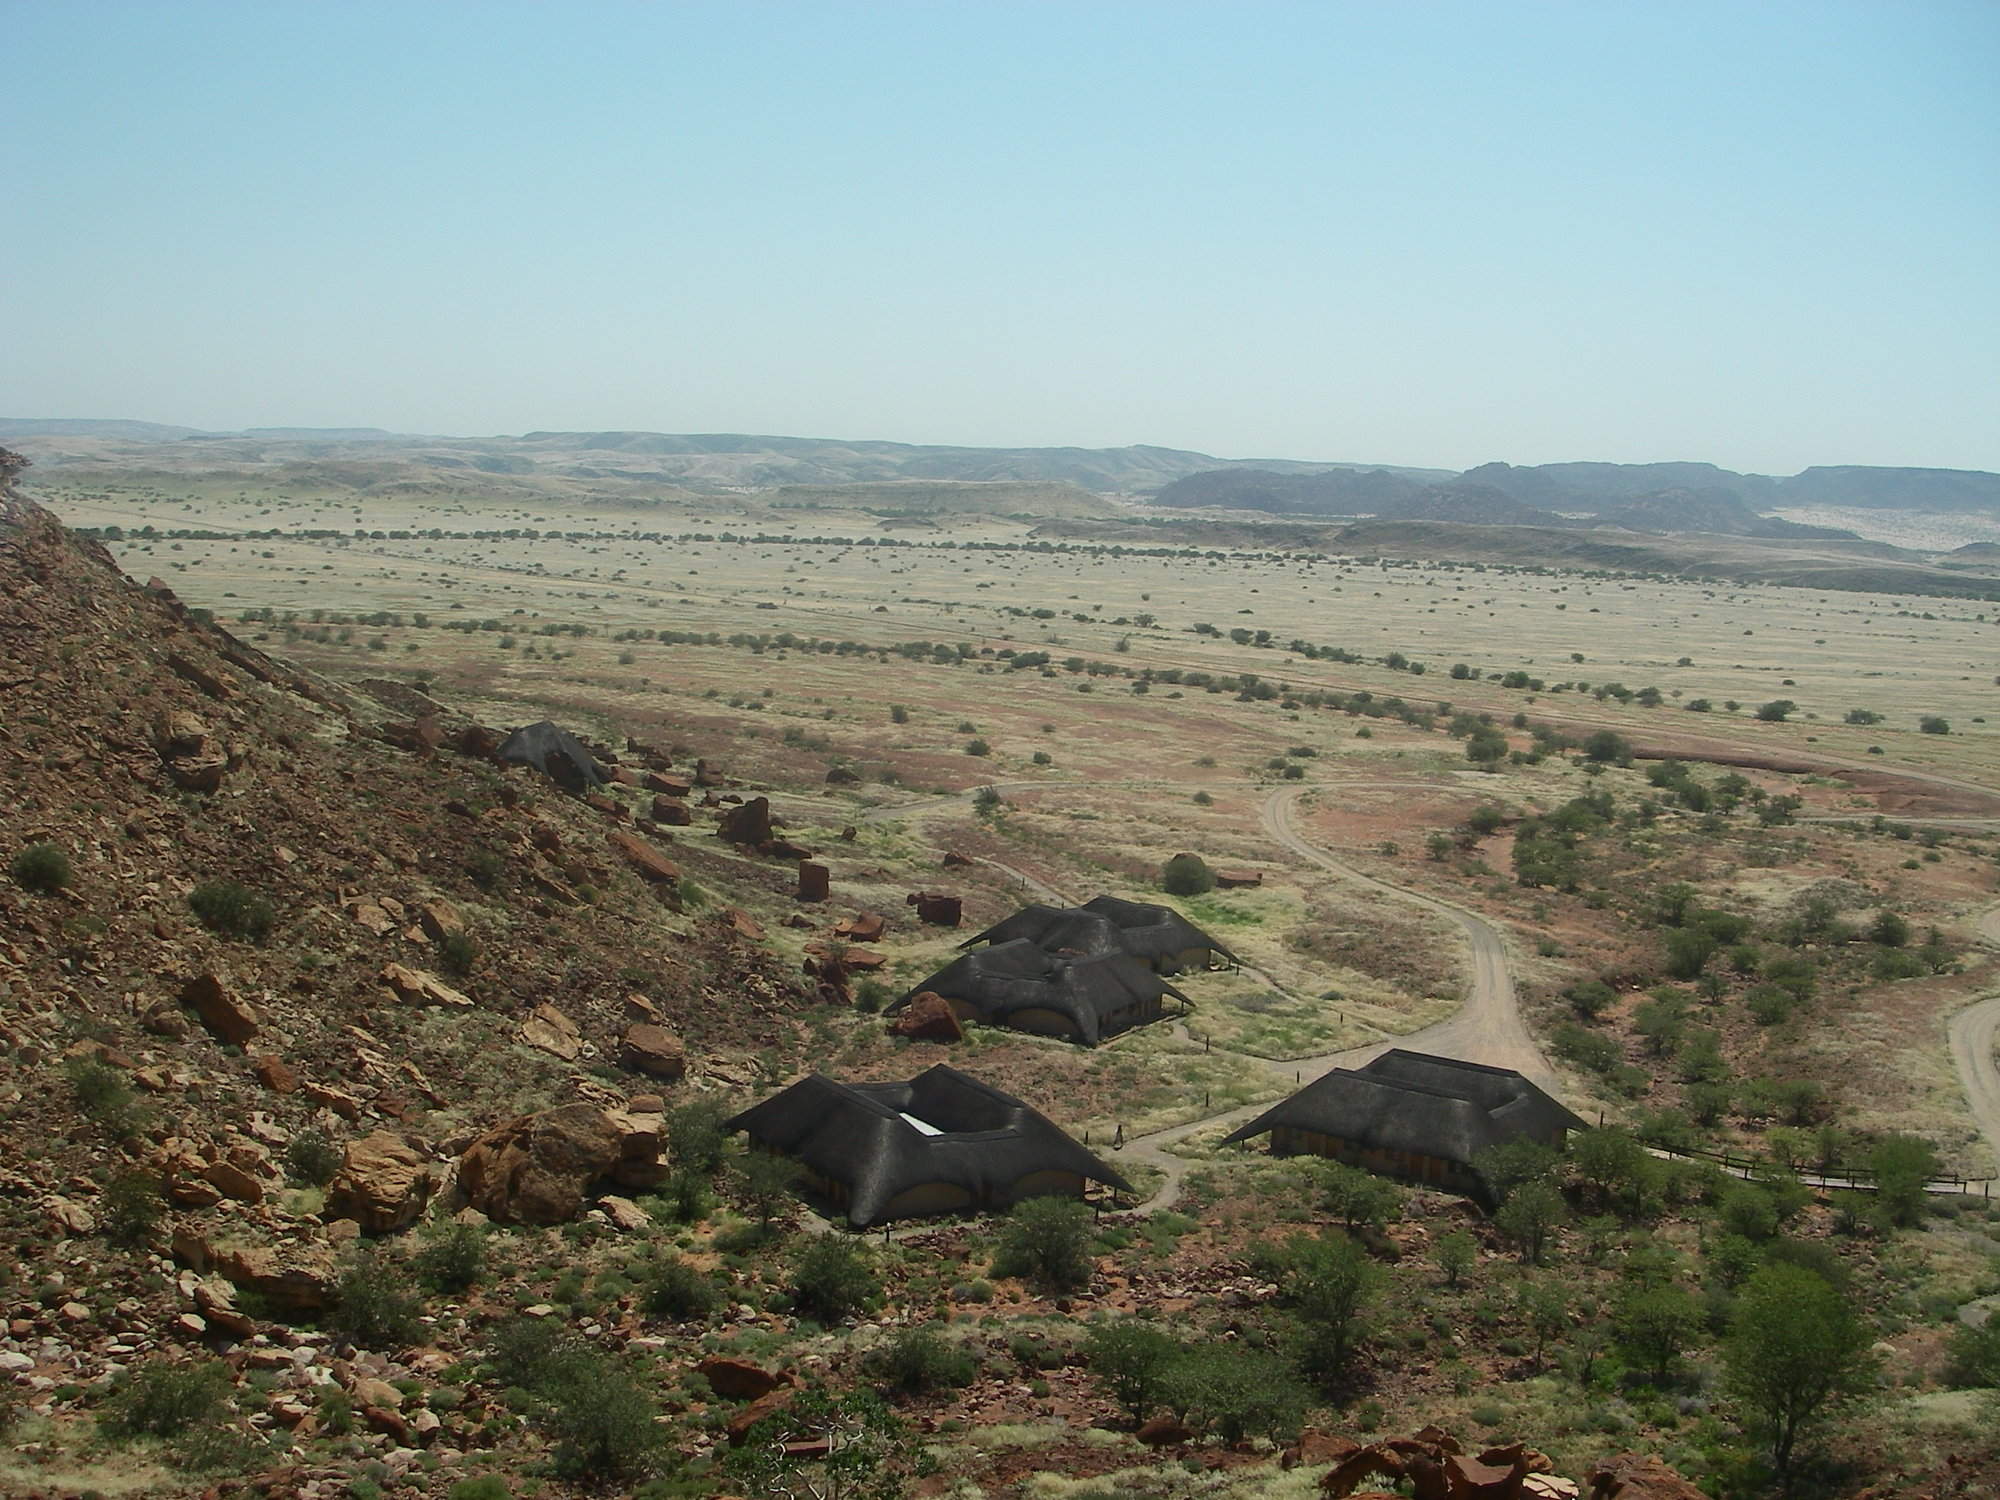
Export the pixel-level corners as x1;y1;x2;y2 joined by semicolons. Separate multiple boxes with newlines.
0;451;836;1491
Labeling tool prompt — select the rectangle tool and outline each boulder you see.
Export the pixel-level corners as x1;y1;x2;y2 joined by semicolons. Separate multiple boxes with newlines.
942;850;974;867
620;1024;686;1081
415;899;464;942
644;771;693;798
598;1195;652;1232
1584;1456;1707;1500
833;911;886;942
458;1104;663;1225
721;907;765;940
324;1131;433;1233
193;1276;256;1337
891;993;964;1043
717;796;775;847
379;963;472;1008
907;892;962;927
797;861;830;902
1214;868;1264;889
520;1003;583;1062
824;766;860;785
1137;1416;1194;1447
726;1386;794;1445
651;796;693;825
182;974;261;1046
203;1161;265;1205
696;1356;787;1400
252;1055;299;1093
1325;1447;1407;1497
1445;1453;1526;1499
607;829;682;883
210;1243;337;1310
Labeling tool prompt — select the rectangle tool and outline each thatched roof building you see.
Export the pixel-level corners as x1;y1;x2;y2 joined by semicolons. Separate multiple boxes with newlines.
960;895;1235;974
1223;1050;1585;1204
888;940;1187;1045
724;1064;1131;1227
496;720;608;793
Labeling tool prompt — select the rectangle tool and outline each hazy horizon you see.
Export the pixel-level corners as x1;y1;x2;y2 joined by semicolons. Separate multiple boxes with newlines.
8;2;1997;474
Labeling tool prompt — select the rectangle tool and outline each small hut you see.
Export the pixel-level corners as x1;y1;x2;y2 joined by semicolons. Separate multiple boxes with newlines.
1223;1050;1585;1204
888;940;1186;1045
959;894;1234;975
724;1064;1131;1227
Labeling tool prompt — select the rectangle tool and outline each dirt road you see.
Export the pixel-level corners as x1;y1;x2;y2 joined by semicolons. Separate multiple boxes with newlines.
1949;907;2000;1179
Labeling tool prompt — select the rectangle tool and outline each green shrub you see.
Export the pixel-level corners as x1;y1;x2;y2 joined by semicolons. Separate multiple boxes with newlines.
10;842;72;894
102;1171;167;1249
666;1099;730;1178
448;1478;513;1500
992;1197;1094;1293
1161;852;1215;897
414;1222;487;1295
485;1320;660;1479
104;1359;231;1438
964;738;991;757
331;1250;424;1349
67;1057;142;1135
285;1128;341;1187
187;880;275;941
642;1256;720;1321
789;1239;877;1325
437;931;479;976
465;848;506;890
870;1325;976;1392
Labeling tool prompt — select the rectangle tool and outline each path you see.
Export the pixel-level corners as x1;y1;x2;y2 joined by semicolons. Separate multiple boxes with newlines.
1948;905;2000;1185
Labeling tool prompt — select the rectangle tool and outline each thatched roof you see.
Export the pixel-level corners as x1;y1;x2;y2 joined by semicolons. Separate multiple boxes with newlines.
724;1064;1131;1227
960;894;1235;967
889;940;1187;1045
1221;1049;1586;1167
496;720;607;793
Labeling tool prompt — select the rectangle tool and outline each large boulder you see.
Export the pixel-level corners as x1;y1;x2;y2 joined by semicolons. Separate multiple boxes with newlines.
1585;1456;1707;1500
891;993;964;1043
457;1104;663;1225
520;1003;583;1061
619;1024;686;1081
797;861;830;902
182;974;261;1046
379;964;472;1008
717;796;776;847
324;1132;433;1234
607;829;682;883
696;1356;788;1400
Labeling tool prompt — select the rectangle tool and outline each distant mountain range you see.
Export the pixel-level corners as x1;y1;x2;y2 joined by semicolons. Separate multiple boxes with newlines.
3;420;1996;535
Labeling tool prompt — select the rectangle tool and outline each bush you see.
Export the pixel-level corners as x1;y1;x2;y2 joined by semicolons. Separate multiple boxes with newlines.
536;1350;661;1480
871;1324;977;1393
104;1359;231;1438
437;931;479;976
789;1238;877;1325
992;1196;1094;1293
964;738;991;757
1160;852;1215;897
448;1479;513;1500
642;1255;720;1321
331;1250;425;1349
1945;1318;2000;1388
414;1222;487;1295
285;1127;342;1187
187;880;275;941
667;1099;730;1178
1086;1319;1182;1420
102;1171;167;1249
1919;715;1950;735
10;842;71;894
67;1058;141;1135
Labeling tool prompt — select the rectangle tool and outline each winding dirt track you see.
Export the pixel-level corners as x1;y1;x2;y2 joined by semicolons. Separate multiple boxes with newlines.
1951;908;2000;1179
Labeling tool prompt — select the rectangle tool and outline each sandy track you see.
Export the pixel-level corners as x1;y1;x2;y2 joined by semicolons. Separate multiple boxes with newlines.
1949;907;2000;1180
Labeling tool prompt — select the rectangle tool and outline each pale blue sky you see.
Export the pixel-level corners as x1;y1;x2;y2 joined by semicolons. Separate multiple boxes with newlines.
7;1;1996;472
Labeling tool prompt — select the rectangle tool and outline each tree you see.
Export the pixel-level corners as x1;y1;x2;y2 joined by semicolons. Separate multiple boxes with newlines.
1518;1280;1570;1370
1868;910;1910;948
1269;1231;1378;1383
1867;1133;1940;1229
790;1239;878;1325
1569;1128;1653;1216
1615;1285;1704;1384
667;1099;730;1177
1315;1161;1401;1232
1161;1344;1304;1445
1084;1320;1182;1421
992;1196;1094;1293
734;1149;801;1229
1472;1140;1560;1205
1582;729;1630;764
1919;715;1950;735
1755;700;1797;722
1724;1264;1875;1492
1495;1178;1566;1265
1160;852;1215;897
1436;1230;1475;1288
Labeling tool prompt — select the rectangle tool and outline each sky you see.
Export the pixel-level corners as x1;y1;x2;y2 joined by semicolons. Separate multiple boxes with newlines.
6;1;1998;473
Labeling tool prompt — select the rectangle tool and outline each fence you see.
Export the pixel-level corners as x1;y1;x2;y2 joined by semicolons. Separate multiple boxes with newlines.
1639;1135;1994;1198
